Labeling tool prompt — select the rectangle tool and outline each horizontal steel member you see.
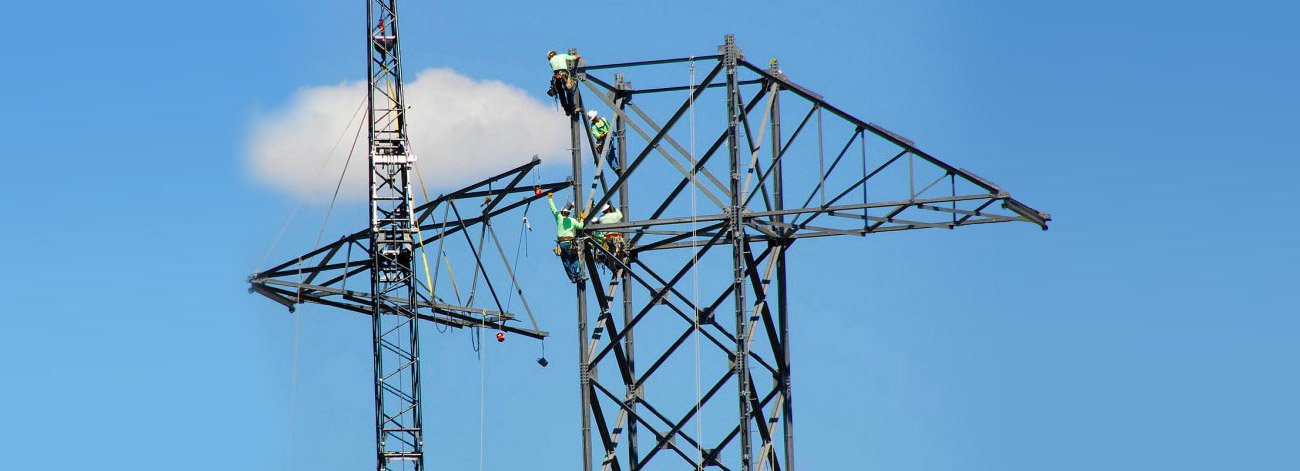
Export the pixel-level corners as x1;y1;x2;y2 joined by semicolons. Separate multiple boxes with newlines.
579;55;723;72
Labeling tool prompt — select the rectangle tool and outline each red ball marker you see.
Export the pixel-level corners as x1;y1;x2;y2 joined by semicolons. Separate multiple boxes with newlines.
496;332;505;342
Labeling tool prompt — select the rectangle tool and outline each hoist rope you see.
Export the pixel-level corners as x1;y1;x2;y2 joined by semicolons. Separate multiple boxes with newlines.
285;309;300;471
277;93;366;471
289;102;361;301
503;169;536;315
407;127;464;330
256;93;367;273
478;313;488;471
411;160;438;298
397;72;445;309
312;112;367;258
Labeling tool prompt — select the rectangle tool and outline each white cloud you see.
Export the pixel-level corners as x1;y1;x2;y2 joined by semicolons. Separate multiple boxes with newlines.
247;68;569;202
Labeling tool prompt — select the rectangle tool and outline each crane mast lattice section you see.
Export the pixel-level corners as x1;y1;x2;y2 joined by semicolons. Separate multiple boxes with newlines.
247;2;563;470
566;35;1050;471
368;1;421;469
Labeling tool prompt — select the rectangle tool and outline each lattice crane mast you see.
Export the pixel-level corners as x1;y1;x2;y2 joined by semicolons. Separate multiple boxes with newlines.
248;2;564;470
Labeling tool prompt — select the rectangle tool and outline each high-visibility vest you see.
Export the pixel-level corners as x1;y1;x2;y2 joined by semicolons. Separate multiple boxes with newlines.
549;199;584;238
592;209;622;238
549;54;576;71
591;118;610;139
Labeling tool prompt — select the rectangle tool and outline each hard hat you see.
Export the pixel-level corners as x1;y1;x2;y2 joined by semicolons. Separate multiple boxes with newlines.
548;50;557;57
601;203;611;212
587;110;598;120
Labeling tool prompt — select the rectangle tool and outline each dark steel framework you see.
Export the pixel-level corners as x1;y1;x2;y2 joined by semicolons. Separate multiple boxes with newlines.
247;19;1050;471
248;159;563;336
248;2;563;470
249;162;565;470
564;36;1050;471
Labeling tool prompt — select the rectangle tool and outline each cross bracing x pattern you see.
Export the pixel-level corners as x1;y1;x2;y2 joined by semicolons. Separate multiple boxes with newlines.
561;35;1050;471
249;157;567;471
248;158;566;340
249;2;573;469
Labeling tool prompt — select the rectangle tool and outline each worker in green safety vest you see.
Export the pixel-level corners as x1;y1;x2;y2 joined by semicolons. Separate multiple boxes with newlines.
588;110;619;171
547;50;580;116
588;203;626;267
589;204;622;240
549;193;585;282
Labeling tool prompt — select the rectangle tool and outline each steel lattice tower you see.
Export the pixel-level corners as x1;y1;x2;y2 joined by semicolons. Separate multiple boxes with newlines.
249;2;561;470
563;35;1050;471
249;17;1050;470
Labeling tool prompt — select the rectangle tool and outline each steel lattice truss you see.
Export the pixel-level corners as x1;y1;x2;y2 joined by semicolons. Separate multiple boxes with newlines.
561;36;1050;471
249;156;565;468
249;158;565;339
250;2;570;469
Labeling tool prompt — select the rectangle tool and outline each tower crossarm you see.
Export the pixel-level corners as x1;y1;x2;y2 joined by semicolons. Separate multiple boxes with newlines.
574;54;1049;254
247;157;567;339
562;36;1052;471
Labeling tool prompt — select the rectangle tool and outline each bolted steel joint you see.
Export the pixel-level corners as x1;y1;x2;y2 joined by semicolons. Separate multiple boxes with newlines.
718;34;745;67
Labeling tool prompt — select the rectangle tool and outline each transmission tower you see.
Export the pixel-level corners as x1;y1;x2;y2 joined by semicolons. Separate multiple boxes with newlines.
248;2;564;470
563;35;1050;471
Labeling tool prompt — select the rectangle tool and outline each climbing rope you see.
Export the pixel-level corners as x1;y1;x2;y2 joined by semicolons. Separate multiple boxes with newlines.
688;57;705;470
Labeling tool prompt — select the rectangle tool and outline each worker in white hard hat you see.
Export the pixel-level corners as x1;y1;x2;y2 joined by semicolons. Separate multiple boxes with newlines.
588;110;618;172
547;50;581;116
590;203;625;259
548;192;585;282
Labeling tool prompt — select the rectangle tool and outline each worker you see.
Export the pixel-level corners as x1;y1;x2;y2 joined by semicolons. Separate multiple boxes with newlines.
547;50;580;116
590;203;625;258
588;110;618;171
590;203;622;238
548;193;585;283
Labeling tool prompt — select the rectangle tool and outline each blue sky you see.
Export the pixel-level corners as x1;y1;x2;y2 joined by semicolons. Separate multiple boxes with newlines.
1;0;1296;470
